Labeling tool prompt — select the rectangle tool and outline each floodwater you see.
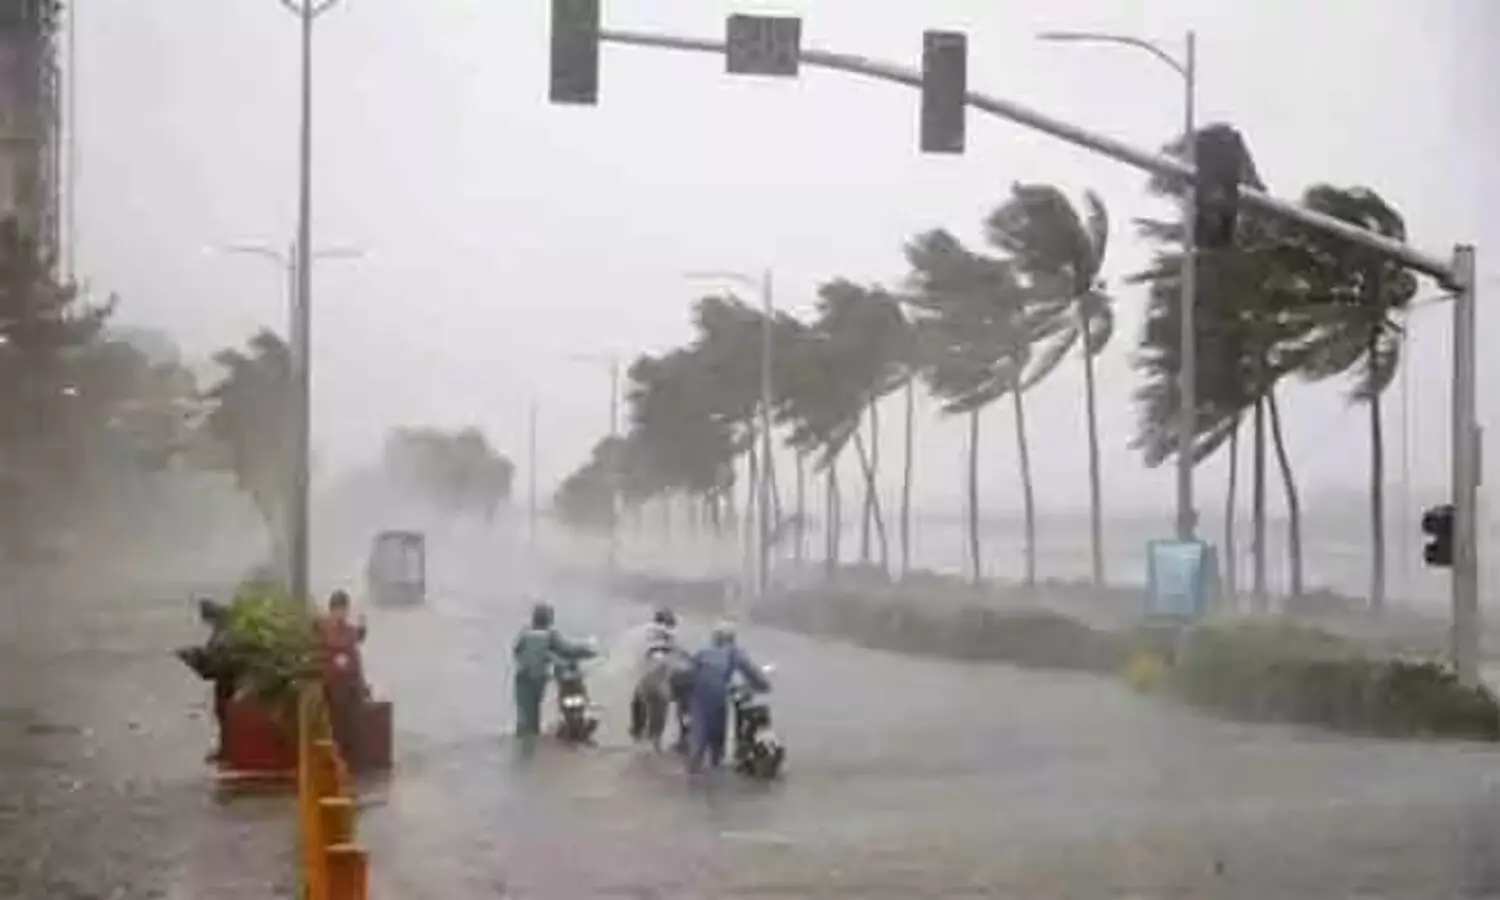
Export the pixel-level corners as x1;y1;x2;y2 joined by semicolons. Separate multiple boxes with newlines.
3;523;1499;898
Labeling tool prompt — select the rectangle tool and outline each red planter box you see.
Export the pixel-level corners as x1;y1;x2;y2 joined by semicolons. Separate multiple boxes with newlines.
219;694;393;777
221;697;297;775
359;700;393;772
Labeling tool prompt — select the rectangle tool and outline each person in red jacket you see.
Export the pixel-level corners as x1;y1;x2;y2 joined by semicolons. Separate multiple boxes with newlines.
317;590;368;766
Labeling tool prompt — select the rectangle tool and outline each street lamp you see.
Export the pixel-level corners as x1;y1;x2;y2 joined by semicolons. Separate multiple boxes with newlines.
567;351;621;574
209;243;365;343
684;268;774;600
274;0;347;606
1039;29;1198;542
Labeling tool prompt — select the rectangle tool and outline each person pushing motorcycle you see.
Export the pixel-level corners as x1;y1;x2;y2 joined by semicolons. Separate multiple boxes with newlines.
511;601;595;739
628;606;691;749
686;620;770;772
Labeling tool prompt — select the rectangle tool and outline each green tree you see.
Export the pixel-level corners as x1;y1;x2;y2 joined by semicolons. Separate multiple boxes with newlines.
200;329;292;562
904;228;1036;587
986;183;1115;586
1277;185;1420;612
0;221;114;558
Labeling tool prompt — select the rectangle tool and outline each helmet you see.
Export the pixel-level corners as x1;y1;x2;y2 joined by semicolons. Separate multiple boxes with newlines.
653;607;677;628
711;619;737;646
530;602;555;629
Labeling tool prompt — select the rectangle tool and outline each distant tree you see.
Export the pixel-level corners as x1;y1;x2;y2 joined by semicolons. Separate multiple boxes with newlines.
383;425;515;521
199;329;292;561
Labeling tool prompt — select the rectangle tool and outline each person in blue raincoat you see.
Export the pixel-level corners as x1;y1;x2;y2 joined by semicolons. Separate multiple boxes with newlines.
686;620;770;772
511;601;595;738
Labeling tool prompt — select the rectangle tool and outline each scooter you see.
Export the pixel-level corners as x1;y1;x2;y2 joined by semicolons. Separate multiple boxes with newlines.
730;664;785;780
552;654;601;745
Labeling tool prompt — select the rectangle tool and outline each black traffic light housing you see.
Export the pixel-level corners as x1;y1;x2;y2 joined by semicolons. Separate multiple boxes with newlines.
1193;124;1245;249
1421;503;1454;568
920;30;967;155
549;0;602;105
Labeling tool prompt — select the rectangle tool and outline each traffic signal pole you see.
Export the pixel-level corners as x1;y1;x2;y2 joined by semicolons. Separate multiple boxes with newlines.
1451;246;1480;686
573;18;1479;685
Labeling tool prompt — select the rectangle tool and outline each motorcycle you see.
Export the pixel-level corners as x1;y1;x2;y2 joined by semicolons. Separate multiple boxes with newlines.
730;664;784;779
552;651;601;745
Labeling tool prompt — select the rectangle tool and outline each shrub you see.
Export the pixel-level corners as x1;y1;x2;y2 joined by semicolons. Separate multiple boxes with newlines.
1165;618;1500;740
218;581;321;724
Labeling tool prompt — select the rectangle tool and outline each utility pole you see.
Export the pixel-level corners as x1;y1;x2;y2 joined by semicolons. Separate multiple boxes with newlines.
1450;245;1480;686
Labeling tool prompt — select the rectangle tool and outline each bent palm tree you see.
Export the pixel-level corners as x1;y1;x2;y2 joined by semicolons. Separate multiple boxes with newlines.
986;183;1115;586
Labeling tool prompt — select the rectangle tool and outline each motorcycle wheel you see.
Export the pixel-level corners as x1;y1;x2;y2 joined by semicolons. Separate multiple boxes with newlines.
748;745;784;780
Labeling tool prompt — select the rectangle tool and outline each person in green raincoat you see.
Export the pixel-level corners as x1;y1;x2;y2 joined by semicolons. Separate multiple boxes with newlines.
511;601;595;738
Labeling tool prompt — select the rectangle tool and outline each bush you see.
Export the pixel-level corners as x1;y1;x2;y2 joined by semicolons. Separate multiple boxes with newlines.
218;580;321;724
1164;618;1500;740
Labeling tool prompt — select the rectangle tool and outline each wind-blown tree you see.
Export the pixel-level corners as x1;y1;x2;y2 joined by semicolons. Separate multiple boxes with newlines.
553;435;627;531
623;346;740;529
383;426;515;521
1276;185;1420;612
1133;127;1419;608
1130;127;1311;605
807;279;910;576
773;315;855;574
985;182;1115;586
0;221;115;558
904;228;1036;587
200;329;292;563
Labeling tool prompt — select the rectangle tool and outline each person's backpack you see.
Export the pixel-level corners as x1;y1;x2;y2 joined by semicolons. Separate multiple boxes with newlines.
513;628;555;680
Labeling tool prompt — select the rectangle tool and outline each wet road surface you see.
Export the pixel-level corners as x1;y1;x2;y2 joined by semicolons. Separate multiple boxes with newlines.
0;575;293;900
353;533;1500;898
5;526;1500;898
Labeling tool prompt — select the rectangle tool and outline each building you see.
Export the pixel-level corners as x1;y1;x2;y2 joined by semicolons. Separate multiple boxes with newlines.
0;0;58;262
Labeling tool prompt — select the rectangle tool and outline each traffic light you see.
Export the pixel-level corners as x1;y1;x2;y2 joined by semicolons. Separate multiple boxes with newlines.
549;0;601;105
1421;503;1454;568
920;30;967;155
1193;124;1245;249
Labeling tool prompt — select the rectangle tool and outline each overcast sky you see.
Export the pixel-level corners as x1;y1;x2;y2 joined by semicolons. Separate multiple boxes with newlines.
71;0;1499;515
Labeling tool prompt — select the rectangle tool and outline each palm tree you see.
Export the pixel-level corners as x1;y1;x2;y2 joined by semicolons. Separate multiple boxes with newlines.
1277;185;1420;612
812;279;910;577
904;228;1034;587
985;182;1115;586
1130;126;1311;606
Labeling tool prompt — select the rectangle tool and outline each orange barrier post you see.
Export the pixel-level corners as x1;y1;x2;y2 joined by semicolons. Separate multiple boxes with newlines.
297;683;370;900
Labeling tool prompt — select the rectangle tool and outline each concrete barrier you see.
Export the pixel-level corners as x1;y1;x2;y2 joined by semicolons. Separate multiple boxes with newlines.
297;684;369;900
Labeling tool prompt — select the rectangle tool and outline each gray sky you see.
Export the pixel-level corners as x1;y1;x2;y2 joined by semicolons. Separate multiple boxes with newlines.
73;0;1498;513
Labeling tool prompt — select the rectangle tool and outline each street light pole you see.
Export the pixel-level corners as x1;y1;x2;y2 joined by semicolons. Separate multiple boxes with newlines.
277;0;344;607
210;238;362;590
1038;29;1197;541
1178;32;1199;543
568;351;622;574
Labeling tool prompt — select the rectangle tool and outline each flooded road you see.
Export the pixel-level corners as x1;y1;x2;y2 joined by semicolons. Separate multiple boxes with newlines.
4;525;1500;898
355;532;1500;898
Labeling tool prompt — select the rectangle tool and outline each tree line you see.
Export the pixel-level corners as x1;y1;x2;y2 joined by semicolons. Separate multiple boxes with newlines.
553;128;1427;610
